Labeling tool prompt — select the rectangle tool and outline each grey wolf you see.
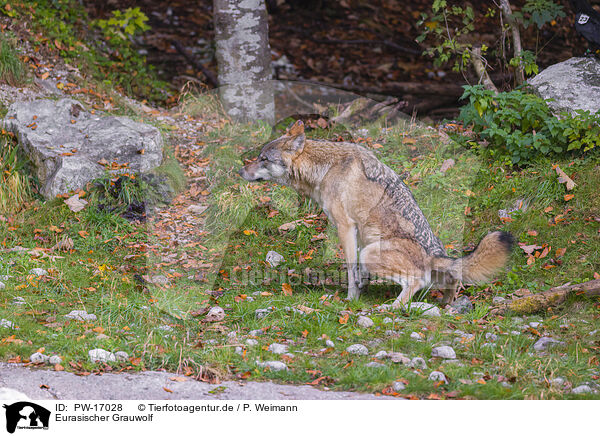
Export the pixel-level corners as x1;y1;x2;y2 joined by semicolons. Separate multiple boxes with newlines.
239;120;513;308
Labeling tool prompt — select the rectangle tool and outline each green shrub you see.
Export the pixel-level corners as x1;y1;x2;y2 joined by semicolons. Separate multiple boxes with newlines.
457;85;600;165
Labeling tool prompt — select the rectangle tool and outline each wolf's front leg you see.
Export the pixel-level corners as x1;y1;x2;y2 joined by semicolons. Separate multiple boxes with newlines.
338;223;360;300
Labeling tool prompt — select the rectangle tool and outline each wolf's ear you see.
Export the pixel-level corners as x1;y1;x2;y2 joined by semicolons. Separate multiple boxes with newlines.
289;132;305;153
288;120;304;136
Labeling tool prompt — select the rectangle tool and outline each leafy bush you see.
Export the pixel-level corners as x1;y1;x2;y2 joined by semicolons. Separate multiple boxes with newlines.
0;0;170;103
458;85;600;165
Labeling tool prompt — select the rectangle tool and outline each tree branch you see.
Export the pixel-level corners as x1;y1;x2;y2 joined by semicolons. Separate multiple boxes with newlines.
489;279;600;316
499;0;524;84
470;46;498;93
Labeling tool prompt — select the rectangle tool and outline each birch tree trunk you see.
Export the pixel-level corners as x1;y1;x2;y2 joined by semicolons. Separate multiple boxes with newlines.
213;0;275;123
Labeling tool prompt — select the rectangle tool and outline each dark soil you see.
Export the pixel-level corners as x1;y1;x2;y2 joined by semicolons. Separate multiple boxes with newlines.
82;0;587;118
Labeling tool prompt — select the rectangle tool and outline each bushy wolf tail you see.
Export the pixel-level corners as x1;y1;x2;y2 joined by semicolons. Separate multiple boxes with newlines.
432;231;514;284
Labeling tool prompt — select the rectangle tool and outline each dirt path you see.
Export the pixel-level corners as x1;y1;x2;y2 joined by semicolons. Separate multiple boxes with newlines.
0;363;397;400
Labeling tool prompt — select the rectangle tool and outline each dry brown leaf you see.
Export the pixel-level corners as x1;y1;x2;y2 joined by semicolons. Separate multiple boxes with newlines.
282;283;293;296
555;166;576;191
64;194;88;212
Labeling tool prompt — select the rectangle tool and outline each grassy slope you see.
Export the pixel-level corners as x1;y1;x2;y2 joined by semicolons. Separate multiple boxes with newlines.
2;111;597;399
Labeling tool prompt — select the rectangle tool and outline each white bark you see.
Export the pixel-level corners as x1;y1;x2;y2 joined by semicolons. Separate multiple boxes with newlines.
499;0;524;85
214;0;275;123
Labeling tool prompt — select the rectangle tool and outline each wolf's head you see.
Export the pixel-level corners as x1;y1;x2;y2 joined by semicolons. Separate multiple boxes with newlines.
239;120;305;185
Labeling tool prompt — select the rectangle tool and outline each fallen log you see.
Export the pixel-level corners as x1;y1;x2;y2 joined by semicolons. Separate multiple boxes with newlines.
489;279;600;316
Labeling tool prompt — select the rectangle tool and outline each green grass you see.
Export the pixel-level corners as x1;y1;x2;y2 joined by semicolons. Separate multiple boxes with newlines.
0;116;598;399
0;34;29;87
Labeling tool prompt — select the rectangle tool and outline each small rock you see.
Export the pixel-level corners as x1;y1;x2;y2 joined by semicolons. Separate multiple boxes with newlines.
529;322;541;329
256;360;288;371
157;325;174;332
11;297;25;305
245;339;259;346
28;268;48;276
429;371;448;383
249;329;264;336
0;282;4;290
96;333;109;340
346;344;369;355
589;330;598;336
115;351;129;362
325;340;335;348
409;302;441;317
450;295;473;314
235;346;244;355
377;304;392;312
410;332;422;340
533;337;564;352
151;275;169;285
357;316;374;328
550;377;565;387
492;296;506;304
88;348;116;363
382;317;393;324
485;333;498;341
268;343;288;354
389;352;410;365
409;357;427;369
365;362;386;368
265;251;285;268
481;342;496;348
29;352;48;364
572;385;593;394
0;319;16;329
385;330;398;337
431;346;456;359
454;330;474;340
255;308;271;319
392;381;406;392
65;310;97;322
205;306;225;322
227;331;237;340
510;331;521;336
440;158;455;173
48;355;62;365
374;350;388;359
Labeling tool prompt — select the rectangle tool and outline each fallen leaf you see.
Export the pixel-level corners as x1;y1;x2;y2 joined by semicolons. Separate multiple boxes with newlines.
519;244;542;255
169;377;187;382
339;313;349;324
282;283;293;296
297;305;317;314
64;194;88;212
555;166;576;190
527;230;538;237
163;387;173;393
564;194;574;202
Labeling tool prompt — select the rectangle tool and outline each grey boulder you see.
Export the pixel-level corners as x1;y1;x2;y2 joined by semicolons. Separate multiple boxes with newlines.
529;57;600;115
2;98;163;198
